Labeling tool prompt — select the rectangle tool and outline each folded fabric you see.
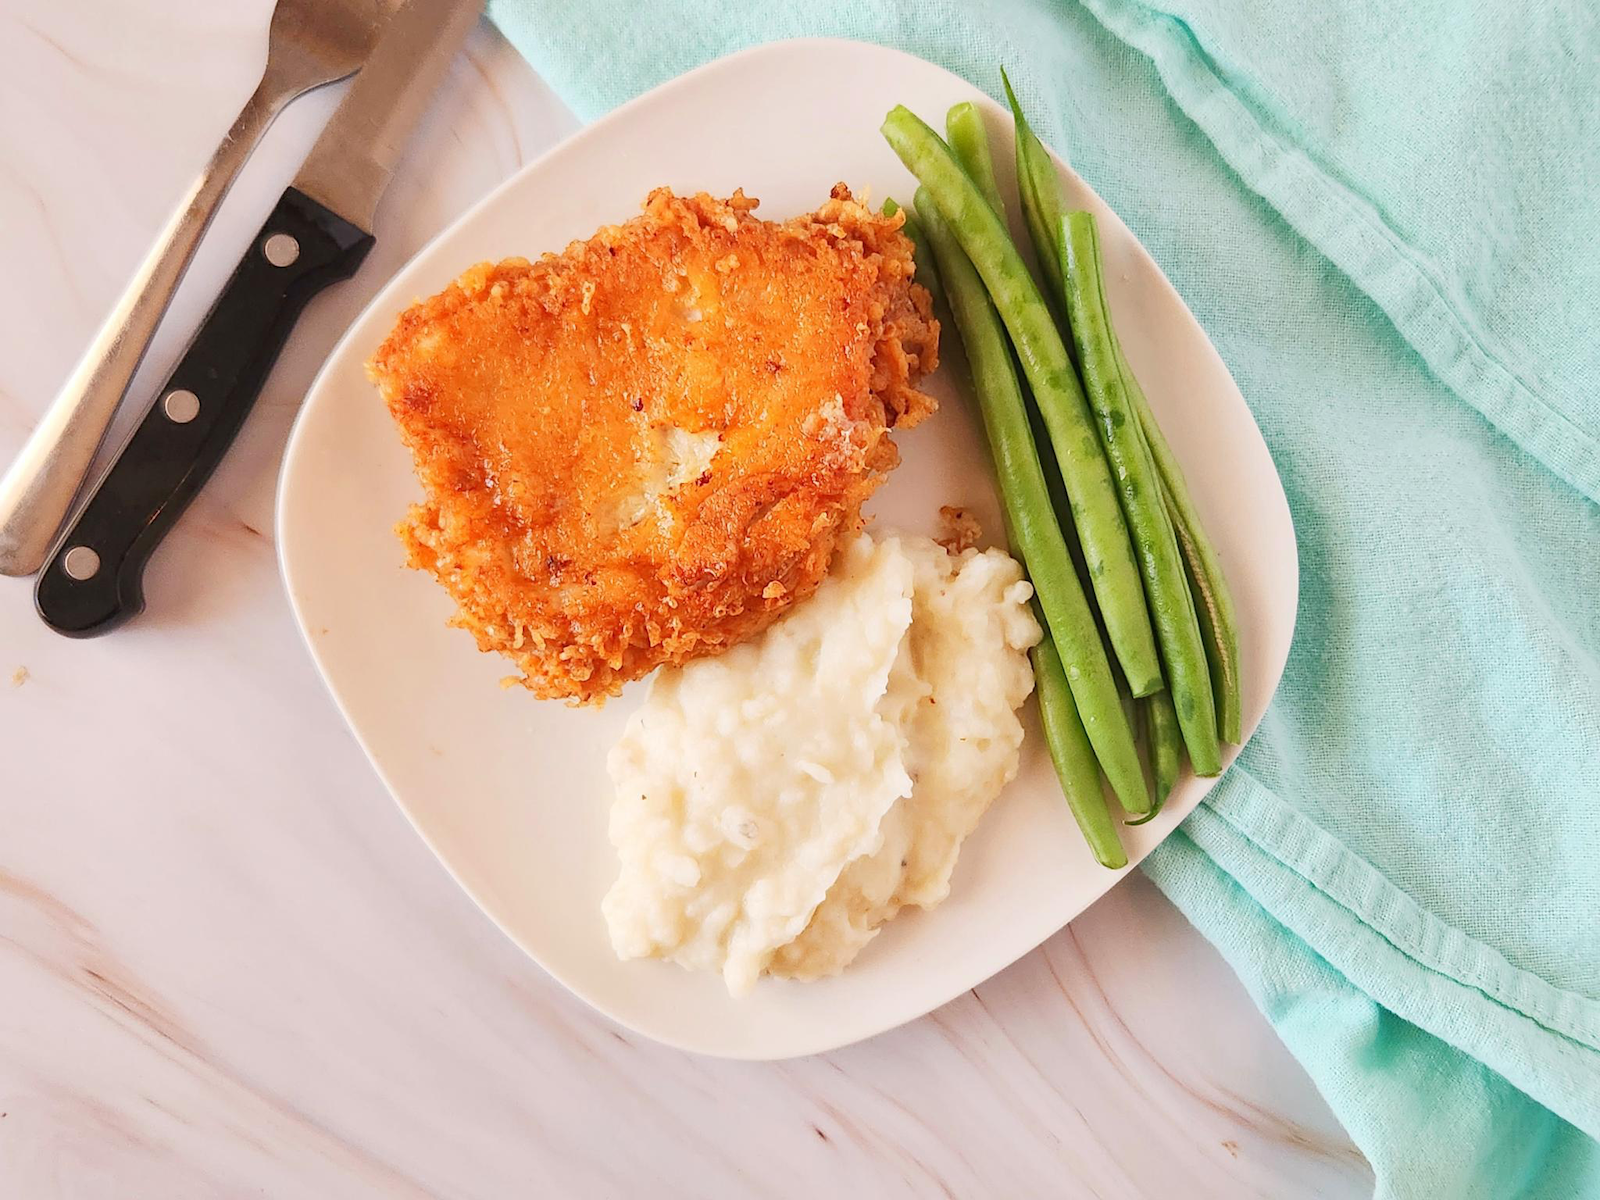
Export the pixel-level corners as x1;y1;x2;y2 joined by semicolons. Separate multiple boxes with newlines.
486;0;1600;1193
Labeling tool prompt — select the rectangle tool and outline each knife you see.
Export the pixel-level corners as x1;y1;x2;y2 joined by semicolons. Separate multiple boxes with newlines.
0;0;393;581
34;0;484;637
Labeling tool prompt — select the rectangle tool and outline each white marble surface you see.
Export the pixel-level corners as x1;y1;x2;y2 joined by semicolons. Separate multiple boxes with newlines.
0;3;1372;1195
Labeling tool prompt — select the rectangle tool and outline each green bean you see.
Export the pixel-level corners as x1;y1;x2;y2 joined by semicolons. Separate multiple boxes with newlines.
1140;689;1183;819
1031;396;1156;814
1017;328;1155;783
946;102;1005;219
993;74;1241;743
1002;69;1068;321
883;107;1162;698
949;96;1158;814
991;77;1242;742
947;113;1129;700
941;111;1169;809
917;189;1149;822
883;197;946;313
1034;636;1129;867
1121;340;1243;743
1059;211;1221;776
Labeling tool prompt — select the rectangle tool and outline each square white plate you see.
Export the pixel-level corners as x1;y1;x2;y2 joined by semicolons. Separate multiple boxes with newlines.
277;38;1297;1059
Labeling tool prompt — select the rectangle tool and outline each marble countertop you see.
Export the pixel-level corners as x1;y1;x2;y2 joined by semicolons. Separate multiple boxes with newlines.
0;3;1371;1195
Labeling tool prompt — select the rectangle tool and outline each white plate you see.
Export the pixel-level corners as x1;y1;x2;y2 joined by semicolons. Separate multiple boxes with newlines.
277;38;1298;1060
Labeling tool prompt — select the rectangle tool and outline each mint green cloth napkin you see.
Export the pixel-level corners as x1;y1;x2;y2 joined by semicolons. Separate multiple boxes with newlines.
486;1;1600;1193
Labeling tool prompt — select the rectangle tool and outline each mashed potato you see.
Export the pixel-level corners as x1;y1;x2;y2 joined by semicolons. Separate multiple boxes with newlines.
601;532;1040;995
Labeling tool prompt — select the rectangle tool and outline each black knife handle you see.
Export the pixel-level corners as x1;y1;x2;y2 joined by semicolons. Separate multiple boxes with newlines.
36;187;373;637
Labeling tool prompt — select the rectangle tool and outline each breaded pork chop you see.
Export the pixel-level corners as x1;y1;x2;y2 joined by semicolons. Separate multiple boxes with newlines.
369;186;938;703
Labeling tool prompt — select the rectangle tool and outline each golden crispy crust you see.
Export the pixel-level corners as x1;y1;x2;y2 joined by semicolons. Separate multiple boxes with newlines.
368;186;938;702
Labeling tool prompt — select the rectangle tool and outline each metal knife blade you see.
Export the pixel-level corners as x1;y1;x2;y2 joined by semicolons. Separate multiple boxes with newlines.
293;0;485;232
